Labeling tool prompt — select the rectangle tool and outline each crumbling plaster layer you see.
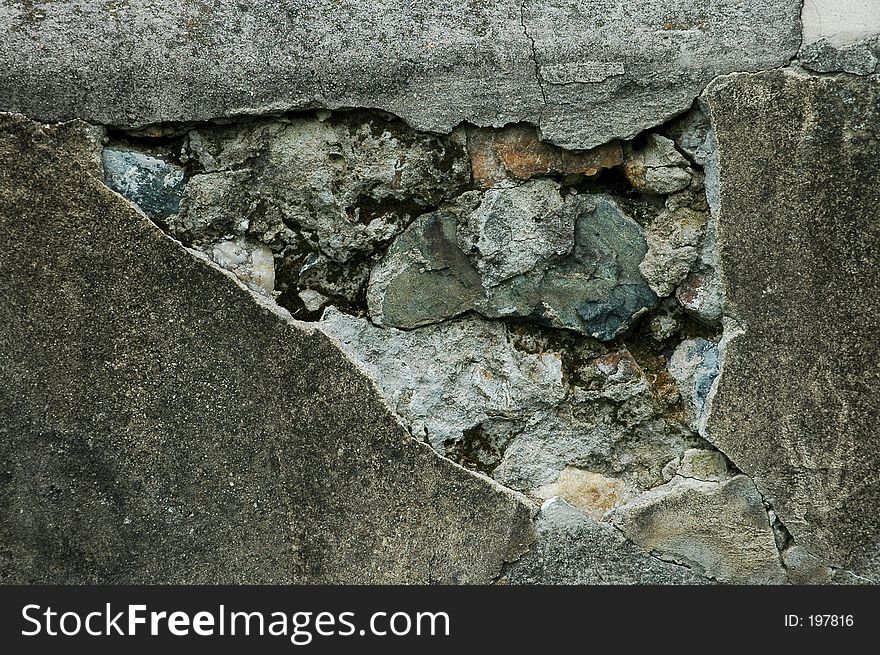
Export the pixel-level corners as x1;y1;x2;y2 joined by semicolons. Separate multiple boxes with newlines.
0;0;801;149
799;0;880;74
802;0;880;47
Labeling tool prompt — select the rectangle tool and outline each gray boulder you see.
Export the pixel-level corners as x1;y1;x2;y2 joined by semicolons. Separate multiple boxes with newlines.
369;182;658;341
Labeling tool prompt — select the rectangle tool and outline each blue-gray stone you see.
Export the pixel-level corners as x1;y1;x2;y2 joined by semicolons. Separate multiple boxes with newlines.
668;337;720;432
368;183;658;341
102;147;185;219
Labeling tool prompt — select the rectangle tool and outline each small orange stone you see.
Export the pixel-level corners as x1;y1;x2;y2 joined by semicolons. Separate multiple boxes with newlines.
467;124;623;188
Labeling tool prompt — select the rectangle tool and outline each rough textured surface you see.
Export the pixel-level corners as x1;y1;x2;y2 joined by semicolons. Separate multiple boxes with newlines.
704;70;880;580
501;498;710;584
0;1;801;149
668;338;720;434
466;125;623;188
98;112;473;313
0;112;535;584
624;134;692;195
368;185;658;340
321;309;702;496
3;5;876;586
319;308;566;456
176;113;470;263
665;109;723;325
611;473;786;584
640;201;708;297
800;0;880;74
533;468;628;520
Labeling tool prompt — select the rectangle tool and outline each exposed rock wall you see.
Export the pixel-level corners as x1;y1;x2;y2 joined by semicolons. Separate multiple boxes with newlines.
1;1;878;584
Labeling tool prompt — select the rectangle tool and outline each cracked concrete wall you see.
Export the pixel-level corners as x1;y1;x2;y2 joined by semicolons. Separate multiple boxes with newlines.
1;1;801;148
1;2;878;585
703;69;880;582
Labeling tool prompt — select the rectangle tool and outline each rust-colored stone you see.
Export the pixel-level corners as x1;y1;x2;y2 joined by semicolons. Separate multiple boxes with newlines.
467;124;623;188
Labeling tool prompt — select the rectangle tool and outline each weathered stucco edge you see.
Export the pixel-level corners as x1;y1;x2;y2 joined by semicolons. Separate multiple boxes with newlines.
697;69;880;582
88;105;539;515
2;110;538;581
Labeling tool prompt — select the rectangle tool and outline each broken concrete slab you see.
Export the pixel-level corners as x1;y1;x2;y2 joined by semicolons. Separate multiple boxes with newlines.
611;474;787;584
0;112;534;584
703;69;880;579
502;498;710;584
800;0;880;74
523;0;803;148
0;1;801;149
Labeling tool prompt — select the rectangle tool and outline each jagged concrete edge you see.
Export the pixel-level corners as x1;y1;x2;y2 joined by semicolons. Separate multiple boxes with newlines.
696;68;878;583
67;113;541;567
313;315;539;518
698;70;794;574
8;62;815;580
96;75;790;581
20;0;807;153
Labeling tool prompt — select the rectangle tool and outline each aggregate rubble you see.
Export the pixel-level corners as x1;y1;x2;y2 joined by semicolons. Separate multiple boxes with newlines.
90;107;791;584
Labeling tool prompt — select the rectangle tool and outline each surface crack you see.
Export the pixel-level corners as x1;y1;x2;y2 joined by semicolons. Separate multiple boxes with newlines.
607;520;720;583
519;0;548;106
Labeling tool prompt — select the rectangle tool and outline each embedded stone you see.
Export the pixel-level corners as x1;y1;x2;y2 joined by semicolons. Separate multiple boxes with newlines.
640;206;707;297
206;237;276;294
366;202;484;330
502;498;710;584
649;299;683;341
676;267;723;326
665;108;716;168
624;134;693;195
667;338;720;434
611;474;787;584
466;124;623;188
102;147;185;219
533;468;629;520
369;185;658;340
457;179;575;287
